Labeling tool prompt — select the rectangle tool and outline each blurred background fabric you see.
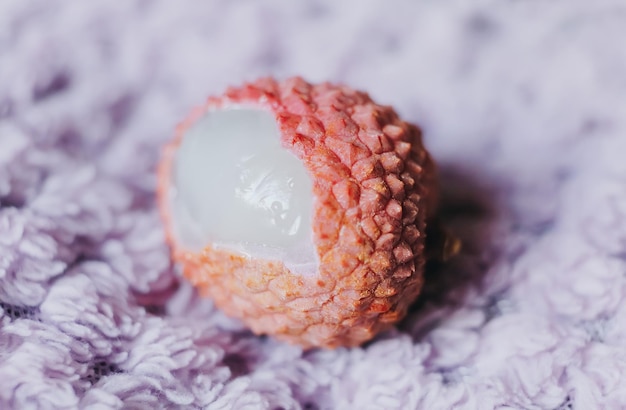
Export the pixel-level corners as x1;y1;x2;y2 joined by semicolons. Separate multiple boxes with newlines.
1;0;626;408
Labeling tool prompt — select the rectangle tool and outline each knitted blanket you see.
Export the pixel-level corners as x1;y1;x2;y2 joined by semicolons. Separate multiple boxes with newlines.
1;1;625;408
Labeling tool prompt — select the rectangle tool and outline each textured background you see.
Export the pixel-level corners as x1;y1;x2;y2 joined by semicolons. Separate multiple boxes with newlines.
1;1;626;409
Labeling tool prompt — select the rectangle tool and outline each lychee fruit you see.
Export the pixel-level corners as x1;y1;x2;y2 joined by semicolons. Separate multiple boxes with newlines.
157;77;438;349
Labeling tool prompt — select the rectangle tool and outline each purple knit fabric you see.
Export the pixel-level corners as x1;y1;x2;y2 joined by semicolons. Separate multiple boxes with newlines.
1;1;626;409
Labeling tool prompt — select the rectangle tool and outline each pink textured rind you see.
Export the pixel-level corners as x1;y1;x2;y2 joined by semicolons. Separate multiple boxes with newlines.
157;77;437;349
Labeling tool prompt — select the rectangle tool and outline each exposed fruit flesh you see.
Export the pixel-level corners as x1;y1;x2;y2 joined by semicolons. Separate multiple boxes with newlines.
171;107;317;275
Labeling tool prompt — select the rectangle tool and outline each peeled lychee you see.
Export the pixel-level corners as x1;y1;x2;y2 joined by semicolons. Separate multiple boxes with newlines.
158;77;438;349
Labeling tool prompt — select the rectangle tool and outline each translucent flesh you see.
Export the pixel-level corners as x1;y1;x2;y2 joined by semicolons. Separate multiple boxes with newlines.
170;108;317;274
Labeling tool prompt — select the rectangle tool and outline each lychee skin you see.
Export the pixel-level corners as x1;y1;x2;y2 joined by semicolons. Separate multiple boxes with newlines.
158;77;437;349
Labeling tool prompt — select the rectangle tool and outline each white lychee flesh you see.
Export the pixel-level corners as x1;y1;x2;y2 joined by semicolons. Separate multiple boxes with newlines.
169;107;318;275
